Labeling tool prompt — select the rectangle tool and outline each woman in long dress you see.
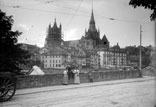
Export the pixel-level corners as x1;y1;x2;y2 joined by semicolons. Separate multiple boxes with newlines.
73;67;80;84
63;68;68;85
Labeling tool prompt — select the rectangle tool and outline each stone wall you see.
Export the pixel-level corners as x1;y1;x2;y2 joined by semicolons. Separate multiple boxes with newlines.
16;70;140;89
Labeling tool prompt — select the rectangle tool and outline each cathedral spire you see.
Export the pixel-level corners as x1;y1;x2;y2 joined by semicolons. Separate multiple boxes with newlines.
89;9;97;32
90;9;95;24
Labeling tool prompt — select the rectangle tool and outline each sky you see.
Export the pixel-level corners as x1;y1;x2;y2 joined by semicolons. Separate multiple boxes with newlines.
0;0;155;48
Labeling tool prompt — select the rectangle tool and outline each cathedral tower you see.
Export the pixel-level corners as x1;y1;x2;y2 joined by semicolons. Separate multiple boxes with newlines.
81;9;109;49
84;9;100;47
45;19;62;48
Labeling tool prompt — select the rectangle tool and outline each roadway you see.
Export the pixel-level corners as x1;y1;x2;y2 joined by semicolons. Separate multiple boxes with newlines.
1;76;156;107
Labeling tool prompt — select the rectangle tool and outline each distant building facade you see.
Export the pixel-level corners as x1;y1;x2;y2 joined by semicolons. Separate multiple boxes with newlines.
98;48;128;69
39;9;129;69
40;47;68;69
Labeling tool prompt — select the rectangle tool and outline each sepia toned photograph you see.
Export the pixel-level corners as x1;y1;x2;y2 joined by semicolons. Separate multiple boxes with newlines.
0;0;156;107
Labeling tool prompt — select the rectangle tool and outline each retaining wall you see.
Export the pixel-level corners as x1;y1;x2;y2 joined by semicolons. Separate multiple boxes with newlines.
16;70;140;89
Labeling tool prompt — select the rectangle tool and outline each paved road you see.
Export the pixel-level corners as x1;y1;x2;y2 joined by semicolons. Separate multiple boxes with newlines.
1;77;156;107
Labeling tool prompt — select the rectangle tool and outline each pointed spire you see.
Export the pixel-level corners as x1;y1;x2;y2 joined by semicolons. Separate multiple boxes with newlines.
90;9;95;24
48;23;51;29
53;18;57;28
89;9;97;32
98;28;100;37
47;23;51;34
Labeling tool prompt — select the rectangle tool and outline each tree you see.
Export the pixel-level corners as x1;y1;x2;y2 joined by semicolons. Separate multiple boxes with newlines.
129;0;156;21
0;10;30;74
27;60;44;69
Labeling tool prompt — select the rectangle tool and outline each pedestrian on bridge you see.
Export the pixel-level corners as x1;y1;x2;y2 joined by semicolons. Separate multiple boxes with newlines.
73;66;80;84
63;68;68;85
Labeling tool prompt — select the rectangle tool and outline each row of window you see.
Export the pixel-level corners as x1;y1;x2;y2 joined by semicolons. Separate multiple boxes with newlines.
103;57;127;60
103;61;126;64
101;52;126;56
44;64;62;68
103;54;126;57
42;55;63;58
103;56;127;59
42;60;61;63
103;61;127;64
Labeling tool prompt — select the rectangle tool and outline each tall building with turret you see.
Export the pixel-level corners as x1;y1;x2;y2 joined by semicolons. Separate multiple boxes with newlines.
45;19;63;49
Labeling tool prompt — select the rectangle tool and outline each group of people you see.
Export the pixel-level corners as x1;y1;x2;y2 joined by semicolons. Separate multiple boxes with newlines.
63;65;80;85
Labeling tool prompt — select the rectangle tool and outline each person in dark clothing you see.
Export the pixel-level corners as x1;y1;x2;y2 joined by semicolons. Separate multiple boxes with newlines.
67;66;74;80
88;70;93;82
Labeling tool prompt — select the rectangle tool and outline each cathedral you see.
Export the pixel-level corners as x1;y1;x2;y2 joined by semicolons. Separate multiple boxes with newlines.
41;9;128;69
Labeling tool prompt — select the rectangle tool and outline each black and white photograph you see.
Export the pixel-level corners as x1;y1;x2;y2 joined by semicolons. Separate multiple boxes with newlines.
0;0;156;107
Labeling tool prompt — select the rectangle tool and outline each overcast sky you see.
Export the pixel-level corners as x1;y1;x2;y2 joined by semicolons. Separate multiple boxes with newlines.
1;0;155;48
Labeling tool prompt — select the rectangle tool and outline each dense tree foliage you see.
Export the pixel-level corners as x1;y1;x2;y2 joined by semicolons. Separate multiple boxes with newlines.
27;60;44;69
129;0;156;20
0;10;30;74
